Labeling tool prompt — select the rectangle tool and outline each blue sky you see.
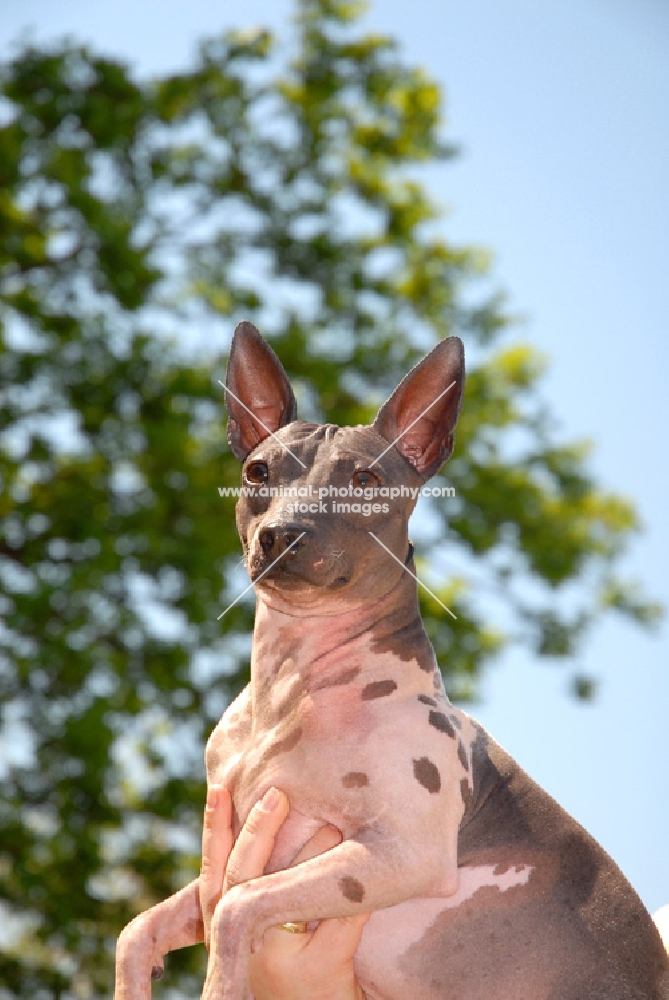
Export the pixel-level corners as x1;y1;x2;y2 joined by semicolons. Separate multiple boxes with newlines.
2;0;668;913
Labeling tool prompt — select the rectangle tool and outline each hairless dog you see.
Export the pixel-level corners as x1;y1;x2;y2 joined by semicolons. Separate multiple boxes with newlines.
116;322;669;999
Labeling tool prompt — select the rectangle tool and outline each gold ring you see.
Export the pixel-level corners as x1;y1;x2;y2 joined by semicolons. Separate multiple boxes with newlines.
276;921;308;934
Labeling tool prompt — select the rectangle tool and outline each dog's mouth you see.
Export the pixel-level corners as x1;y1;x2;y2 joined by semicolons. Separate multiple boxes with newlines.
248;546;350;592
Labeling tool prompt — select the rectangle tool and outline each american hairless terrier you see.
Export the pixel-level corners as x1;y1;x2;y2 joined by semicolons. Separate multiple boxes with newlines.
116;322;668;998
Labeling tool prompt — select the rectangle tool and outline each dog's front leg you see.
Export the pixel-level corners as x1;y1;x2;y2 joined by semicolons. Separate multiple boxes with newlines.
115;878;203;999
201;833;457;1000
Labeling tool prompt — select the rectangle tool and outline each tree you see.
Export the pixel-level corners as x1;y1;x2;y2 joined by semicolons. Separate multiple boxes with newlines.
0;0;659;994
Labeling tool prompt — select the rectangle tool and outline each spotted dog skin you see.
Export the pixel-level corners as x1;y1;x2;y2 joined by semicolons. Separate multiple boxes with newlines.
115;323;668;999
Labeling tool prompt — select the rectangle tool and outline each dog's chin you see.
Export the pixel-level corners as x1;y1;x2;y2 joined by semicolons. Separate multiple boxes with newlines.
250;560;351;598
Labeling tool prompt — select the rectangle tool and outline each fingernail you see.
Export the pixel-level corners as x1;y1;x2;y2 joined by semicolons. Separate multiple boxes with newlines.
206;786;220;811
261;787;281;812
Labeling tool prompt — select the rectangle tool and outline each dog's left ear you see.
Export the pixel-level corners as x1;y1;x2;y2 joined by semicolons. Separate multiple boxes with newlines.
225;321;297;460
373;336;465;478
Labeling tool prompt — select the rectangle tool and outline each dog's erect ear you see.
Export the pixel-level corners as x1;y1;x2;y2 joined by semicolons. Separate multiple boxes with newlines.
373;336;465;478
225;321;297;460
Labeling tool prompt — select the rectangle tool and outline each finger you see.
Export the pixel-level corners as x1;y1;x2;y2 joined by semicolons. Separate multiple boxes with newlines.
223;786;289;893
257;823;342;952
254;914;369;998
261;911;368;965
289;823;342;867
309;911;370;959
200;786;233;947
250;924;314;999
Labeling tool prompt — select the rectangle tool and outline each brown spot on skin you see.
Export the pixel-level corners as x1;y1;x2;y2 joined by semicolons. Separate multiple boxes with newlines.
370;606;433;665
264;726;303;761
151;966;164;981
449;714;462;730
342;771;369;788
274;679;305;719
493;862;512;877
418;694;438;707
361;679;397;701
428;710;456;739
312;666;361;691
460;776;473;814
413;756;441;794
457;739;469;771
244;725;304;789
340;876;365;903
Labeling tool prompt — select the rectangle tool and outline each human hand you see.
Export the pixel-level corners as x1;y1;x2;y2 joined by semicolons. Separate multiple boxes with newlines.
199;785;368;1000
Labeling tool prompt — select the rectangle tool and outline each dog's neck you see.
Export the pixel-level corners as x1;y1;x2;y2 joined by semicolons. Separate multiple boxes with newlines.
249;571;440;704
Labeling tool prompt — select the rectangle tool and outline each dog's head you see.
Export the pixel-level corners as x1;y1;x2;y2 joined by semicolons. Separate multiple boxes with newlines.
225;322;464;614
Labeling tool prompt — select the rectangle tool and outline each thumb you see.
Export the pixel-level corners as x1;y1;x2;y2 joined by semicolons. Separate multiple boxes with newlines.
223;787;289;892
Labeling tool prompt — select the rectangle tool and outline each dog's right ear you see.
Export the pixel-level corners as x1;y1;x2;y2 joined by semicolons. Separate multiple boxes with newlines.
225;321;297;460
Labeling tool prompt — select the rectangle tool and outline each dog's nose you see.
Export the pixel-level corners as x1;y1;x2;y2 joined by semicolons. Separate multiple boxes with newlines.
258;523;308;558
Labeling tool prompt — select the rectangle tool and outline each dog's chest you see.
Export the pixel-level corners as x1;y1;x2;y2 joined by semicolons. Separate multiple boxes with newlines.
206;671;384;852
205;651;464;872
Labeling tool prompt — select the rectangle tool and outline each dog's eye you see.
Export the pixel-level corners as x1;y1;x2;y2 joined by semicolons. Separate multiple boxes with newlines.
244;461;269;486
351;470;379;489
